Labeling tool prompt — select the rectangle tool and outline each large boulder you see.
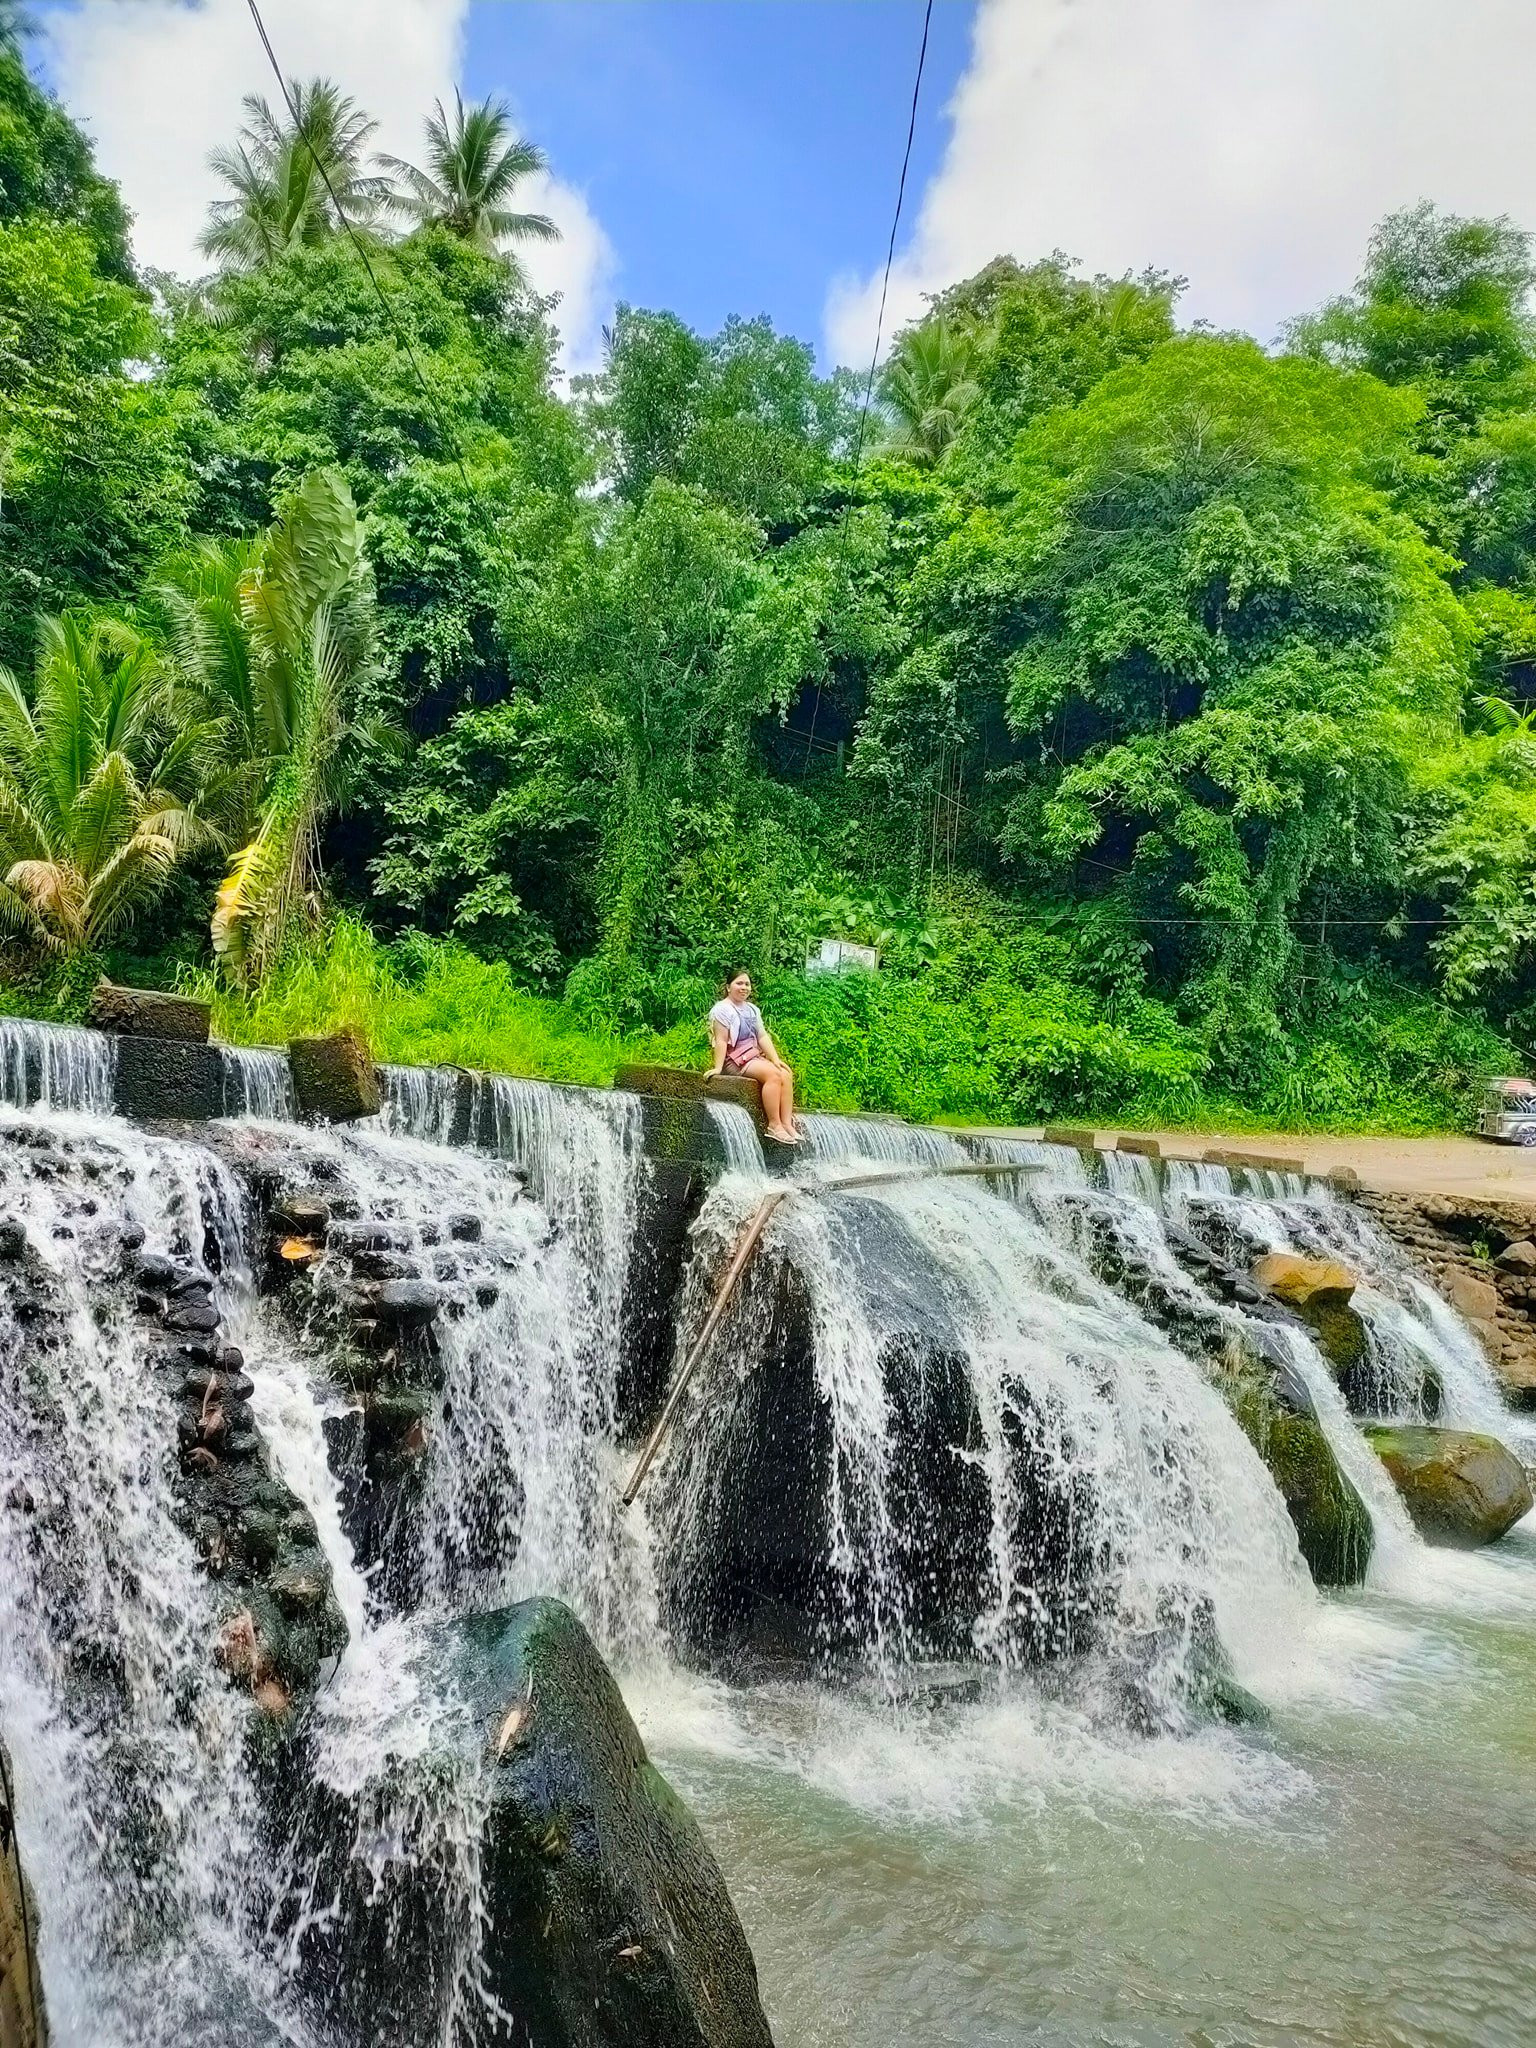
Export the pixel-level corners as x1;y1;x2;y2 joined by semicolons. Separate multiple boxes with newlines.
0;1742;45;2048
1251;1255;1370;1389
278;1601;773;2048
1363;1425;1533;1547
651;1202;999;1671
1251;1253;1356;1310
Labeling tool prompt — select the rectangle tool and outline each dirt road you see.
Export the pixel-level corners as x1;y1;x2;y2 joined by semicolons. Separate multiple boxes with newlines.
964;1125;1536;1204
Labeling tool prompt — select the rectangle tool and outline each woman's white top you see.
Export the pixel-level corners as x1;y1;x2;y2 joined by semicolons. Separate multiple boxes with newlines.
708;998;764;1045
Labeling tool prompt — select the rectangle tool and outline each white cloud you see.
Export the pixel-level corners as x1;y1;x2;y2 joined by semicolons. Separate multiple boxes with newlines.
42;0;613;367
827;0;1536;368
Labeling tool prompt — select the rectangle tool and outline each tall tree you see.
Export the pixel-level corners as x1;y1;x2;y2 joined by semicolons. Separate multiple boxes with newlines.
379;93;558;264
159;469;379;979
200;78;394;273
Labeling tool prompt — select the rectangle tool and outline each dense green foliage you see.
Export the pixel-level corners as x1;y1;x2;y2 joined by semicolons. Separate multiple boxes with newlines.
3;44;1535;1132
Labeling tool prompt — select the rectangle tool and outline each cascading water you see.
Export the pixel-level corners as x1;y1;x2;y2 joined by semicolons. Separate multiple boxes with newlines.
5;1068;1534;2046
654;1116;1320;1720
0;1017;117;1115
221;1046;298;1123
0;1109;305;2044
706;1098;766;1174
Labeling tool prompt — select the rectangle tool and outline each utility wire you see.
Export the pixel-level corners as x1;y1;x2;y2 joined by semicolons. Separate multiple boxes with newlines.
850;0;935;475
804;0;935;770
242;0;494;538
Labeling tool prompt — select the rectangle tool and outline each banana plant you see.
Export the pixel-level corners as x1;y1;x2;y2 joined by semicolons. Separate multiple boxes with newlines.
159;468;379;982
0;613;220;952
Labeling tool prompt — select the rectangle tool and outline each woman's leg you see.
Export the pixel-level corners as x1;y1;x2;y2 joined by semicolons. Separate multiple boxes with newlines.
778;1065;799;1136
741;1058;795;1139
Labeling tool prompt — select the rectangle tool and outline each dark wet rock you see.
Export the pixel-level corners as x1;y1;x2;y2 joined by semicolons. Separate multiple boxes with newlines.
349;1249;420;1281
0;1220;27;1261
327;1220;416;1256
276;1599;773;2048
289;1028;382;1124
656;1203;1057;1669
1364;1425;1534;1547
374;1279;442;1326
135;1250;178;1288
447;1210;482;1243
270;1190;332;1236
163;1299;220;1333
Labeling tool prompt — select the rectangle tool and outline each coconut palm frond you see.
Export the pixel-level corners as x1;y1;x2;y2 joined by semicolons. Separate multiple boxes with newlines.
382;92;561;260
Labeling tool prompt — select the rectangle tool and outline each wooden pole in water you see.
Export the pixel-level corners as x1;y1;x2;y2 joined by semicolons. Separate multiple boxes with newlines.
620;1187;791;1507
619;1157;1040;1507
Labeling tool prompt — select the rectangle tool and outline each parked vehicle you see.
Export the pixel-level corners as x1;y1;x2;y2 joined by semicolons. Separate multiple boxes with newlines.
1477;1077;1536;1143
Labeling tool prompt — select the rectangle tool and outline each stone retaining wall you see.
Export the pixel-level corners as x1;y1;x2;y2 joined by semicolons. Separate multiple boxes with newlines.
1357;1190;1536;1409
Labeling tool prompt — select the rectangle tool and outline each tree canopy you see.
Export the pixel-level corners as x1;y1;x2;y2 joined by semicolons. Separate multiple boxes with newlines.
3;48;1536;1132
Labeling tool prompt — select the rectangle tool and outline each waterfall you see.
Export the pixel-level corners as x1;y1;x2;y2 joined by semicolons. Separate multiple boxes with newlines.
381;1062;460;1146
0;1018;117;1115
654;1121;1318;1717
221;1046;297;1122
706;1099;765;1174
0;1109;306;2044
214;1096;649;1653
801;1111;966;1167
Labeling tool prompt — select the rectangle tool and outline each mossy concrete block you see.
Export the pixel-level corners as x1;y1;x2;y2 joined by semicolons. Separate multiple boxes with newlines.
1115;1134;1162;1160
114;1033;226;1121
1042;1126;1096;1149
616;1064;765;1125
1364;1424;1533;1547
289;1029;382;1124
89;976;211;1043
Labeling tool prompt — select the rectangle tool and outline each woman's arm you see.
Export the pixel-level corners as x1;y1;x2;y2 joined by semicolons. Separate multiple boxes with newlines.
706;1020;729;1075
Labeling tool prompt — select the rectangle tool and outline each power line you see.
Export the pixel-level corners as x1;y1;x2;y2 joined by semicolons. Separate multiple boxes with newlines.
241;0;493;538
850;0;935;475
805;0;935;772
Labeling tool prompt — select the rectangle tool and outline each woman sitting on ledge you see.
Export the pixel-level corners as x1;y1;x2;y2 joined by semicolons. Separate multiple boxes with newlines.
706;971;802;1144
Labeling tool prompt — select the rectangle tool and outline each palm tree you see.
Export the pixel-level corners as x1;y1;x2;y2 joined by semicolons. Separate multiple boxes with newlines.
880;317;984;465
160;469;379;980
0;616;219;954
379;92;559;263
200;78;395;272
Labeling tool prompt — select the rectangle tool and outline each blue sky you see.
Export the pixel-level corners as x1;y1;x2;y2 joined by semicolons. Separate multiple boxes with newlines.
37;1;1536;376
461;1;973;356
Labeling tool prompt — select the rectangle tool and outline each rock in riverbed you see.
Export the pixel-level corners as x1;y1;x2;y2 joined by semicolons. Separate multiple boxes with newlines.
281;1598;773;2048
1364;1425;1533;1547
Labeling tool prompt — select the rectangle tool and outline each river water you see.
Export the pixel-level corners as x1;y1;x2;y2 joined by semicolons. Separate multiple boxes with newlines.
636;1118;1536;2048
0;1027;1532;2046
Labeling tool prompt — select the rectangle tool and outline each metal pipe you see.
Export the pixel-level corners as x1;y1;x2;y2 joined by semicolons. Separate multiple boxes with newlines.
620;1156;1040;1506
